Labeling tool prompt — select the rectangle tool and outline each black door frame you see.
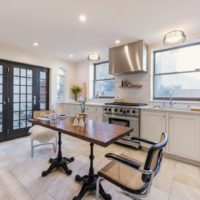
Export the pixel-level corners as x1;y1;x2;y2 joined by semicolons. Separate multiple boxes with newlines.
0;59;49;142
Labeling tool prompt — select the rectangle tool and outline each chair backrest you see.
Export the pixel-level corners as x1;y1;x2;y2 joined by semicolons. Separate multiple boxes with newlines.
143;132;168;181
33;110;51;119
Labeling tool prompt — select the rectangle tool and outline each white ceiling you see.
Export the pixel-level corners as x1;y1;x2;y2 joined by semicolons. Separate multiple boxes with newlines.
0;0;200;62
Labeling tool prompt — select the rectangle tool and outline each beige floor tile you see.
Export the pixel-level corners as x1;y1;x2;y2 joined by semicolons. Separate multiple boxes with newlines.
169;180;200;200
153;157;177;193
173;161;200;190
0;135;200;200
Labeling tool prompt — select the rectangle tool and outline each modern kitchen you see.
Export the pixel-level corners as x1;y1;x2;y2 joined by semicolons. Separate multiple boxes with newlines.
0;0;200;200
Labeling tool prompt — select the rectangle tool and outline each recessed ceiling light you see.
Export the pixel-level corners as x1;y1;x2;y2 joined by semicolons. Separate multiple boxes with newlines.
79;15;87;22
69;54;74;58
33;42;39;47
115;39;121;44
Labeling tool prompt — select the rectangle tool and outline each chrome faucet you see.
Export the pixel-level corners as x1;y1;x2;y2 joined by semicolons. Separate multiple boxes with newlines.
169;90;173;106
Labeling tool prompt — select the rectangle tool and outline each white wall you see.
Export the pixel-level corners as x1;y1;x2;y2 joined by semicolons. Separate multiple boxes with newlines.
0;41;76;105
75;52;152;104
74;34;200;105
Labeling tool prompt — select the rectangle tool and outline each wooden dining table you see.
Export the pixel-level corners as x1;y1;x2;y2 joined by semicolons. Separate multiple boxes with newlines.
29;116;133;200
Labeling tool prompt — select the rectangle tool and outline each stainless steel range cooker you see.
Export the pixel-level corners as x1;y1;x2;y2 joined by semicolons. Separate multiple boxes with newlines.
103;102;146;149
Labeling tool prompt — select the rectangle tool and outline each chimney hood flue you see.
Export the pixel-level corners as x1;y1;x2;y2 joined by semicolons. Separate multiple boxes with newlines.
109;40;147;75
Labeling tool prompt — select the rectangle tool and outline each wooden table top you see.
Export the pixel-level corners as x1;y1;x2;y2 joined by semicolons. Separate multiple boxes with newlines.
29;117;133;147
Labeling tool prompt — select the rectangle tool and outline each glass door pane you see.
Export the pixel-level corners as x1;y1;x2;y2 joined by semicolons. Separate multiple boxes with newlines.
13;67;33;131
40;71;48;110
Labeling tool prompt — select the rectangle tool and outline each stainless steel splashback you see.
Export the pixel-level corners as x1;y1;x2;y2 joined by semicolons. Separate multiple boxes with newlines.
109;40;147;75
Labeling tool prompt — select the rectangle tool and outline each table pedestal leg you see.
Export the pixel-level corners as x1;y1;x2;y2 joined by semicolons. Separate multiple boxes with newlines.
73;143;111;200
42;131;74;177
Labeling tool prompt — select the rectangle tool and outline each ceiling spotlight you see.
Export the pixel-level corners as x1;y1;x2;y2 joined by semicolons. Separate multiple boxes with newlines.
79;15;87;22
33;42;39;47
69;54;74;58
163;30;186;46
88;52;100;61
115;39;121;44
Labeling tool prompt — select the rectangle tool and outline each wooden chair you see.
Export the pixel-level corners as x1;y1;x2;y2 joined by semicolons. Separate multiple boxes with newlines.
29;110;57;157
96;132;168;200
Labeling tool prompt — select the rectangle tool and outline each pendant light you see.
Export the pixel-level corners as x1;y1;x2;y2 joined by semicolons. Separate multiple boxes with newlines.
163;30;186;46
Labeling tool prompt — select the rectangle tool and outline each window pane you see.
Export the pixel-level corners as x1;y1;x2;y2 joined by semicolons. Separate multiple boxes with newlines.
21;77;26;85
14;103;19;111
27;103;32;110
27;78;32;85
0;75;2;84
40;72;46;79
20;120;26;128
57;75;64;102
14;76;19;85
13;112;19;120
40;102;46;110
95;80;114;97
154;72;200;98
40;87;46;94
14;86;19;93
95;63;113;80
14;68;20;76
21;69;26;77
21;86;26;93
13;121;19;129
27;95;32;102
14;94;19;102
27;86;32;94
155;44;200;74
0;65;2;74
20;95;26;102
40;79;46;87
0;85;2;93
27;70;32;77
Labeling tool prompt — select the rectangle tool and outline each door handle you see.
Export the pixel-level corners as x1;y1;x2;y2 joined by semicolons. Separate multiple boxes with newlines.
34;96;36;105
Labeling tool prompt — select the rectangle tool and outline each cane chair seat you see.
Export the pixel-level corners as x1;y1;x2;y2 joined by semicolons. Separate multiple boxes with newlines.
98;154;147;191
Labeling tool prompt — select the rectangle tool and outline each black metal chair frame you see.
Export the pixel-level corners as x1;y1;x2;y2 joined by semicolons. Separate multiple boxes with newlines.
96;132;168;200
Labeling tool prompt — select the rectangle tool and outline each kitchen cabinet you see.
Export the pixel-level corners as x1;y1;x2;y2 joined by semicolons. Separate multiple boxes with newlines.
86;106;103;121
140;109;200;162
61;103;80;116
168;112;200;160
59;103;103;122
140;110;166;148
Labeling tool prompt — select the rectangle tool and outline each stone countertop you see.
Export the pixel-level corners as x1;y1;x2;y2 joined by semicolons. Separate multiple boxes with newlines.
60;102;105;107
140;106;200;115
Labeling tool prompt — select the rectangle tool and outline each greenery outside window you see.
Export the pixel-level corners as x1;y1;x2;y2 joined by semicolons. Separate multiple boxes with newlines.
154;43;200;100
94;62;114;98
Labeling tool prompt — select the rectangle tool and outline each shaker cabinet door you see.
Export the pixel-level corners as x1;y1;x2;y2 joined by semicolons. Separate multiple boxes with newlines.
140;110;166;148
168;113;200;160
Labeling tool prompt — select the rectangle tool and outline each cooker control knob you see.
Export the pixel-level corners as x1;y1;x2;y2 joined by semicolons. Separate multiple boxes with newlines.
104;108;107;111
109;108;111;112
123;110;126;114
127;110;130;113
120;109;123;112
115;109;118;112
132;110;135;113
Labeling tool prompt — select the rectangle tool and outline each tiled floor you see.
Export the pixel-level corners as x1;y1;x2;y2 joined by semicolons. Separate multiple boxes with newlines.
0;135;200;200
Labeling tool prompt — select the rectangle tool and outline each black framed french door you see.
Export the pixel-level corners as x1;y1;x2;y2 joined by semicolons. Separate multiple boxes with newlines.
0;60;49;142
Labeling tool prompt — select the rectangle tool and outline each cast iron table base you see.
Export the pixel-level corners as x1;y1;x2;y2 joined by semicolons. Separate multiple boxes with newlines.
42;131;74;177
73;143;111;200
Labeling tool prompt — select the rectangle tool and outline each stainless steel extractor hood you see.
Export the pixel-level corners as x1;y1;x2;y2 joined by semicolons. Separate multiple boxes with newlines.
109;40;147;75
